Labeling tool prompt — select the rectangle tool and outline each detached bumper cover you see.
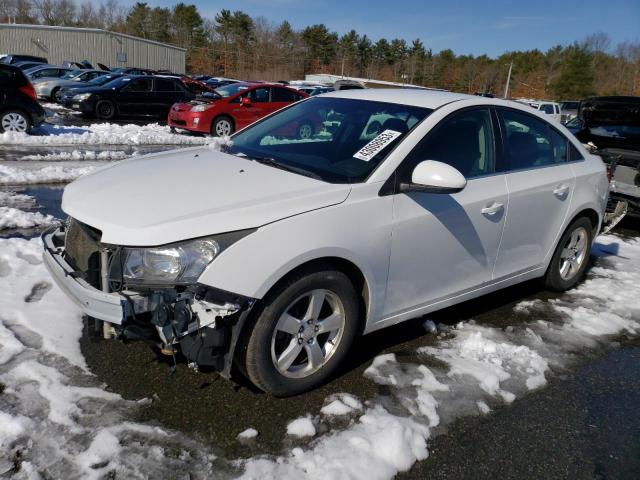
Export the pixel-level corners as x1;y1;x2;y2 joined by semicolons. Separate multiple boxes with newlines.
42;226;126;324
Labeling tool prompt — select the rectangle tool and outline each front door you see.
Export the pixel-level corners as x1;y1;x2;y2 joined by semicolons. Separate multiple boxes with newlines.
231;86;271;129
383;108;508;318
117;77;153;115
492;108;575;279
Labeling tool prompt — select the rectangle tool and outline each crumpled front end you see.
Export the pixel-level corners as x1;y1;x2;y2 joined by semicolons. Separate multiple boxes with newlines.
42;219;255;377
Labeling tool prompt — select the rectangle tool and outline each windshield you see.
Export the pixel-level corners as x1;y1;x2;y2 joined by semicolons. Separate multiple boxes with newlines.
226;97;431;183
215;83;250;98
61;70;81;80
88;74;119;85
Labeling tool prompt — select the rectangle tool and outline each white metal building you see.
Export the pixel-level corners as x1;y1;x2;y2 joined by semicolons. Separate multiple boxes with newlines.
0;24;186;73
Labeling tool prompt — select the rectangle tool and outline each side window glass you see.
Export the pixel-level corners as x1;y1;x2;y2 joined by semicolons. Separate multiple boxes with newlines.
569;143;583;161
548;127;568;162
271;87;297;102
249;87;269;103
122;78;152;92
499;109;559;169
155;79;177;92
404;108;495;178
541;104;554;114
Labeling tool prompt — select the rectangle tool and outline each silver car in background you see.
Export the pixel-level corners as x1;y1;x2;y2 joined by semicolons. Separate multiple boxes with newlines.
33;69;111;101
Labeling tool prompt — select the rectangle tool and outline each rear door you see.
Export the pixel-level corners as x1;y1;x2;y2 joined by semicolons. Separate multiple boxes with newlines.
152;78;188;116
383;107;508;318
492;107;575;279
116;77;153;115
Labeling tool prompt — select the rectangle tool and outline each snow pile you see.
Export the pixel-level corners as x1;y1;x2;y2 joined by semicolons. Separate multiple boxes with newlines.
20;150;130;162
207;136;233;151
0;190;37;209
0;206;56;230
0;163;99;185
0;123;208;146
286;417;316;438
238;428;259;440
0;238;229;479
320;393;363;416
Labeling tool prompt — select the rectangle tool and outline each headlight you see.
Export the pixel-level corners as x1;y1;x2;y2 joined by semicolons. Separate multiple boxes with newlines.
112;230;254;286
73;93;92;101
191;104;212;112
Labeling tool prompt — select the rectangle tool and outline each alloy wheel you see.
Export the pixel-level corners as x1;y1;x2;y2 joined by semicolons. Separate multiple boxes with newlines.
270;289;345;379
1;112;28;132
559;226;588;280
215;119;232;136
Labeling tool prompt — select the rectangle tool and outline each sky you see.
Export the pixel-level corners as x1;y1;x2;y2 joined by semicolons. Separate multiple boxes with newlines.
124;0;639;57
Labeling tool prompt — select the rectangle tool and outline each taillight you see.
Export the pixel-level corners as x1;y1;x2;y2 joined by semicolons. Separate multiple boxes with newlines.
19;83;37;101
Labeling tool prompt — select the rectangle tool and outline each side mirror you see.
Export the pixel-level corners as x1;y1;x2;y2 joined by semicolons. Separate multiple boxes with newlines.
240;97;252;107
400;160;466;194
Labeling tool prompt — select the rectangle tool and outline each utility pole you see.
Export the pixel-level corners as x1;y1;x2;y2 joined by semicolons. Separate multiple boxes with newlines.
503;61;513;99
341;57;346;77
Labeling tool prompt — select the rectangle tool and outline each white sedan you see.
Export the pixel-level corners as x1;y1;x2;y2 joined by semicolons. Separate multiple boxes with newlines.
43;89;608;396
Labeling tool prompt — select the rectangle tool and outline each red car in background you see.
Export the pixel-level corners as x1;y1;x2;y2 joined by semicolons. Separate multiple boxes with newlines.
168;82;308;136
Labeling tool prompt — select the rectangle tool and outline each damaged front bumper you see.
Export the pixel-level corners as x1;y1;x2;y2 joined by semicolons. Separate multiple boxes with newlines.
42;225;256;377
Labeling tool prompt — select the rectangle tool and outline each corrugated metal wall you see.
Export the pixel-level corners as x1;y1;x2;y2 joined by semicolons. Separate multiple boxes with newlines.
0;24;186;73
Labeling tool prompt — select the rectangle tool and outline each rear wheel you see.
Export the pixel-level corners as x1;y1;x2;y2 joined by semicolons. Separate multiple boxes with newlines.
212;116;234;137
0;110;31;133
543;217;593;291
242;267;359;396
95;100;115;120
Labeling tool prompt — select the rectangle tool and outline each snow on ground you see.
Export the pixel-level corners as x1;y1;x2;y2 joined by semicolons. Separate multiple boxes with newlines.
238;234;640;479
19;150;130;162
0;217;638;479
0;163;102;185
0;191;37;209
0;238;231;479
0;207;56;230
0;123;207;146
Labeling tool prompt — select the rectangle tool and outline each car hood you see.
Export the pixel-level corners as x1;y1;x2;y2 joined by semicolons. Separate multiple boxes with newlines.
62;147;351;246
62;85;109;95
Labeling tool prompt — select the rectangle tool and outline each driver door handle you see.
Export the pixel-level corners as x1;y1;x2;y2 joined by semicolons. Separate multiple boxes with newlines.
481;202;504;216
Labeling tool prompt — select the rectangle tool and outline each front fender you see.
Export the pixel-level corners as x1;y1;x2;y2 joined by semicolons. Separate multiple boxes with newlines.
197;184;393;325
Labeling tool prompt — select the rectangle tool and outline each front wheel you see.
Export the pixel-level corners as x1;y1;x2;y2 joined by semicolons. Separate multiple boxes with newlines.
95;100;115;120
211;116;234;137
543;217;593;291
51;87;61;103
242;267;359;396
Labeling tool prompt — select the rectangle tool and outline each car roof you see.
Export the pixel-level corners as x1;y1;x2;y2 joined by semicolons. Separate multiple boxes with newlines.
322;88;475;109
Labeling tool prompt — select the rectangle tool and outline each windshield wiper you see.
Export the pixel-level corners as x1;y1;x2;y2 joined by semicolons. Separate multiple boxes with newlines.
246;155;323;180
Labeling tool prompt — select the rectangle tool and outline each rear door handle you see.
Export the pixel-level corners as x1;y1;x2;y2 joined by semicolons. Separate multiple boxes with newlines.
553;184;570;197
481;202;504;216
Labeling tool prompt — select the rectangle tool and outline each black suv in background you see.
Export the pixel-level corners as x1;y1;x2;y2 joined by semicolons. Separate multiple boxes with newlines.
61;75;198;119
0;64;45;133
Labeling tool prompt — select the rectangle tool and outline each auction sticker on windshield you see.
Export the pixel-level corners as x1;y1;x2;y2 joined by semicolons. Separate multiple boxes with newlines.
353;129;402;161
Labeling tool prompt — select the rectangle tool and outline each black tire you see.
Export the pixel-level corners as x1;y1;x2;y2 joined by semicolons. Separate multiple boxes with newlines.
95;100;116;120
51;87;61;103
242;266;359;396
211;115;235;137
296;121;314;139
0;109;32;133
543;217;593;291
